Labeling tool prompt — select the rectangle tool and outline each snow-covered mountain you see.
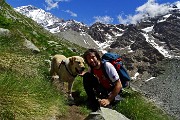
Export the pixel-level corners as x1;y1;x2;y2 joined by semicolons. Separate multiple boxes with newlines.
14;4;180;80
15;4;180;59
15;5;65;33
14;5;126;49
14;5;99;48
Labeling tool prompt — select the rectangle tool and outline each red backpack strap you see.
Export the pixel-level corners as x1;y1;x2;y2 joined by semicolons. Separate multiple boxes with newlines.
110;60;122;70
101;62;115;88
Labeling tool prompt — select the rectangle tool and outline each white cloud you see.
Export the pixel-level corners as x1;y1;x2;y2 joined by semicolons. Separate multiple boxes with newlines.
117;15;131;24
136;0;169;17
93;16;114;24
65;10;77;17
175;1;180;8
45;0;69;10
118;0;171;24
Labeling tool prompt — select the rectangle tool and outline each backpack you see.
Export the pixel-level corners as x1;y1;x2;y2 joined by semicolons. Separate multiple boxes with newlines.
101;52;131;88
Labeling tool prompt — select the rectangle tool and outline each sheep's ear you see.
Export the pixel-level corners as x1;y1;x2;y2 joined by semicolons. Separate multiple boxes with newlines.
69;57;76;64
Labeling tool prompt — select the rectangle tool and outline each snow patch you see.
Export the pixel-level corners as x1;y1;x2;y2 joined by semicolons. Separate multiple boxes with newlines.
142;33;172;58
145;77;155;82
132;72;139;80
141;26;154;32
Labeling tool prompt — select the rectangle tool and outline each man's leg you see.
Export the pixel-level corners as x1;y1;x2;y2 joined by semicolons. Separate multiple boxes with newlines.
83;72;100;112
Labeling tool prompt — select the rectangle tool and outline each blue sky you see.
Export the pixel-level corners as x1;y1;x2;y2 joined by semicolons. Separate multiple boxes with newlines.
6;0;180;25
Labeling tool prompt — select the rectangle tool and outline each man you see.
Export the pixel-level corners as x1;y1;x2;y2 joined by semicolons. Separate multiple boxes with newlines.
82;49;122;112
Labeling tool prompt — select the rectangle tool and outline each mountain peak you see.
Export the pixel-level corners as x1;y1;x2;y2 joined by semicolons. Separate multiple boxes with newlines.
16;5;38;11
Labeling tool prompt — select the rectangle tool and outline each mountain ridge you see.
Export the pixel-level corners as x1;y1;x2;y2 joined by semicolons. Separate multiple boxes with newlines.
15;5;180;59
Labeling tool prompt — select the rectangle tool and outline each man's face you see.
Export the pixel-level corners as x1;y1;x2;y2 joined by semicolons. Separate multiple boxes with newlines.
86;52;100;68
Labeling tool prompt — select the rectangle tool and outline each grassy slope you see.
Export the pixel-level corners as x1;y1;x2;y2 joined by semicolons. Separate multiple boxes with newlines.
0;0;176;119
0;1;86;119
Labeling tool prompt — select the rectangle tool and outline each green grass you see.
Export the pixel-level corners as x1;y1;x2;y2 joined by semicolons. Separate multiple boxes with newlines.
0;71;66;120
0;2;86;119
114;89;175;120
73;76;88;103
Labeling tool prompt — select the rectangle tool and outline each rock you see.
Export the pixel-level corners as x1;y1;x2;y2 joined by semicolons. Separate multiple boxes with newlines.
84;111;105;120
84;107;129;120
0;28;10;36
24;39;40;53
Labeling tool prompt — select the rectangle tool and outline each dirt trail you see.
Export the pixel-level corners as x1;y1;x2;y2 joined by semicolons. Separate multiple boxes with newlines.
59;105;87;120
51;78;88;120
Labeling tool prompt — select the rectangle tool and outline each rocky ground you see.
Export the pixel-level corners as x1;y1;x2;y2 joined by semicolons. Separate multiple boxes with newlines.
57;105;130;120
131;59;180;119
59;105;86;120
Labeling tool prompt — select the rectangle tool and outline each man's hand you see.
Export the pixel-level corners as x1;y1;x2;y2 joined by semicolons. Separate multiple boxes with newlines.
98;99;110;106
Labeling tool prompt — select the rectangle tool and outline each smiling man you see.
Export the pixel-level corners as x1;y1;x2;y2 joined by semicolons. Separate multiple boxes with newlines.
82;49;122;112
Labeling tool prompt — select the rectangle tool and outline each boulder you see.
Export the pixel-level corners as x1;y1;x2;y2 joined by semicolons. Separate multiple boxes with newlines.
84;107;129;120
24;39;40;53
0;28;10;36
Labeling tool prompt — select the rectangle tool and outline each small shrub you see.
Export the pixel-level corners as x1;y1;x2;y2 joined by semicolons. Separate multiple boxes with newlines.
0;15;12;28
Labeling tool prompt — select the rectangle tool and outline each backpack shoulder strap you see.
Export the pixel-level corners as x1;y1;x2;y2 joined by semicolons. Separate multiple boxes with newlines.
101;62;117;88
101;61;109;79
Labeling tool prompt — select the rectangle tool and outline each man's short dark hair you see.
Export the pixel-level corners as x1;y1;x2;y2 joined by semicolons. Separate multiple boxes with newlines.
83;49;101;65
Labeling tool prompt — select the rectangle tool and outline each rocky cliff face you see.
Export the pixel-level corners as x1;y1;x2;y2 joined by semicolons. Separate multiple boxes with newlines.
153;13;180;53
